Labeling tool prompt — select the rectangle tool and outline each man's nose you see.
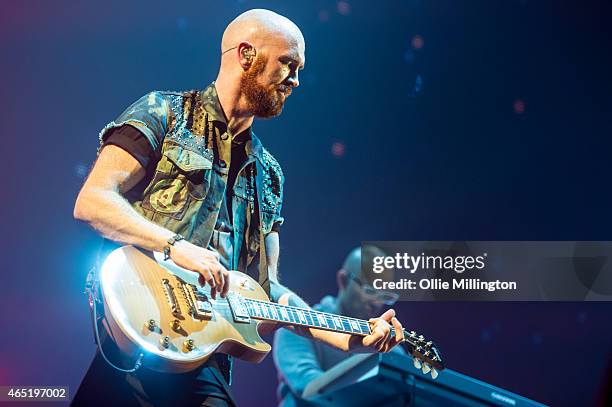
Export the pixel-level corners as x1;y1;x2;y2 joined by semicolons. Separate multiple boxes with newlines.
287;71;299;88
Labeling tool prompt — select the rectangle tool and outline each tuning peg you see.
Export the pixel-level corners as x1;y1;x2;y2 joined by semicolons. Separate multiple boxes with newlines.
413;358;422;369
422;363;431;374
426;341;433;348
431;367;439;379
418;335;425;341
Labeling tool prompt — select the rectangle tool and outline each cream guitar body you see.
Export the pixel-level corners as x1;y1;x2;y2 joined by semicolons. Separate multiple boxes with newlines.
99;246;270;373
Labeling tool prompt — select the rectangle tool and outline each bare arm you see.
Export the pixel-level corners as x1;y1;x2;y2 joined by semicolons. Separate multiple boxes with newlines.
74;145;173;250
74;145;230;298
264;233;404;353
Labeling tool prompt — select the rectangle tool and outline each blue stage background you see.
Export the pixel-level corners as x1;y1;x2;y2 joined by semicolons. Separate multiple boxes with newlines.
1;1;611;406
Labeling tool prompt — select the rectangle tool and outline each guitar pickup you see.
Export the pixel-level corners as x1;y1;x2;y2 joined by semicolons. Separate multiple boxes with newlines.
196;300;213;314
227;293;250;323
185;284;213;320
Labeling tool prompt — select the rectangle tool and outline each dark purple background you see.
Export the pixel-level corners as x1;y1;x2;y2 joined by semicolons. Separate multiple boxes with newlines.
1;1;611;406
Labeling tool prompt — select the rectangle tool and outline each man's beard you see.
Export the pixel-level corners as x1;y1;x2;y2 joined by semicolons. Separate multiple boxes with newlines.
241;56;286;118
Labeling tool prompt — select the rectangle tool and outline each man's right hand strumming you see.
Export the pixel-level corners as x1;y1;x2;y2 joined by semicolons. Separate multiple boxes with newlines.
168;240;230;299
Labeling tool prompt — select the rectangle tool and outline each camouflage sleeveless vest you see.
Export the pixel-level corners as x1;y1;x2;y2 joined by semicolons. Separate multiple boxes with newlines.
98;83;285;282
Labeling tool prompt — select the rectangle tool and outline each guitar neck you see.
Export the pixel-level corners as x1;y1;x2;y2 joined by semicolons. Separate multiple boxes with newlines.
243;298;373;336
241;297;444;372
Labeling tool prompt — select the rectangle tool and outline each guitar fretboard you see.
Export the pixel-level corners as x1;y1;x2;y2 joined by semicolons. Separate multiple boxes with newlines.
243;298;372;336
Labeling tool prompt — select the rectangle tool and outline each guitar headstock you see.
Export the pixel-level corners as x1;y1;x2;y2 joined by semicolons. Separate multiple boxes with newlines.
402;329;444;379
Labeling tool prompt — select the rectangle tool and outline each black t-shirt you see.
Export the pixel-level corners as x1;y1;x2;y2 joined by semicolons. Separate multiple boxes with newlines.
101;124;158;203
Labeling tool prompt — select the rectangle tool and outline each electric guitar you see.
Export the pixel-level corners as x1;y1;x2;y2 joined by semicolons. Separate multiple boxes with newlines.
94;246;444;377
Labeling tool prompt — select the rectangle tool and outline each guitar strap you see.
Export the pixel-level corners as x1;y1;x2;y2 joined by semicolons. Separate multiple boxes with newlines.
254;159;271;296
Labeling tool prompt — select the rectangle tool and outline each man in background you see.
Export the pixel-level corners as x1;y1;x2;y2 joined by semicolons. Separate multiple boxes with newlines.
273;246;404;406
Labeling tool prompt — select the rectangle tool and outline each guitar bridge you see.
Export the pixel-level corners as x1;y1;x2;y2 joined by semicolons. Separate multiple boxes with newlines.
161;278;182;318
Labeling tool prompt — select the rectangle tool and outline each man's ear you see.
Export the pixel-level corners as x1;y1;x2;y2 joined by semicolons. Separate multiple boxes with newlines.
238;42;256;69
337;268;349;291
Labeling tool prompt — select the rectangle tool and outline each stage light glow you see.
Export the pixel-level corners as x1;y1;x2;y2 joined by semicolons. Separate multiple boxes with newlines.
410;74;423;97
412;35;424;50
403;50;415;63
337;1;351;16
318;10;330;22
513;99;525;114
331;142;345;158
531;333;543;345
75;163;88;179
177;17;188;31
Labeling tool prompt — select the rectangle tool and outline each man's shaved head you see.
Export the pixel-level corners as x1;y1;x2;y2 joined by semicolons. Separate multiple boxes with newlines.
221;9;304;54
337;246;393;320
343;246;388;283
216;9;305;119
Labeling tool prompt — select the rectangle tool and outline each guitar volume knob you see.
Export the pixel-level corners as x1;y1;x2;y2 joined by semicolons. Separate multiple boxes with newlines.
183;338;195;352
159;336;170;349
146;319;156;331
